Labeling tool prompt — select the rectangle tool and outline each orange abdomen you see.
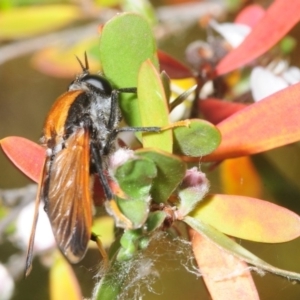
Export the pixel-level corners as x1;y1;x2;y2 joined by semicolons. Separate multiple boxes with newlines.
43;90;83;140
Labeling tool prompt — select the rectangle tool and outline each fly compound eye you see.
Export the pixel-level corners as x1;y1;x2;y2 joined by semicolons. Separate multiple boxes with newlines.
81;74;112;95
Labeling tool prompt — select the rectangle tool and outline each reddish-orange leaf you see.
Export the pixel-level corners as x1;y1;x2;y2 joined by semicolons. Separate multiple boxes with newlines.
0;137;45;183
234;4;265;27
219;157;263;198
189;229;259;300
198;98;246;124
203;83;300;161
217;0;300;75
157;50;193;79
191;194;300;243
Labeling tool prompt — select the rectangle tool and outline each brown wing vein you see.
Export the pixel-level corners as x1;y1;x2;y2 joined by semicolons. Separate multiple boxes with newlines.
45;128;92;263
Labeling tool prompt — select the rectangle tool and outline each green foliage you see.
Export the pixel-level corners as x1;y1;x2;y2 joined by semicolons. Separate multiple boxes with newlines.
99;13;158;127
136;149;186;203
138;60;173;152
173;119;221;157
115;156;157;200
94;12;217;298
3;1;300;299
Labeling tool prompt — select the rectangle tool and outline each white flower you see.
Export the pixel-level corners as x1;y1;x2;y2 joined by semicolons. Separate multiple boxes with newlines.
250;66;288;101
209;19;251;48
210;19;300;101
250;64;300;102
15;201;55;253
0;264;14;300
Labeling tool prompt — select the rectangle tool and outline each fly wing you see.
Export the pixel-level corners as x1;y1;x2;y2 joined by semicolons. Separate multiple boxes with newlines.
44;128;92;263
25;158;48;277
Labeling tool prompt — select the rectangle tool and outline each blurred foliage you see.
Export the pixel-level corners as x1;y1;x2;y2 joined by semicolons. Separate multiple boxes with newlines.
1;0;300;300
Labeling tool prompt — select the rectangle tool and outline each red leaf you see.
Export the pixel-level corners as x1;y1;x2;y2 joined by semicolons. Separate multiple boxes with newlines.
204;83;300;161
157;50;193;79
0;137;45;183
217;0;300;75
234;4;265;28
189;229;259;300
0;137;114;205
199;98;246;124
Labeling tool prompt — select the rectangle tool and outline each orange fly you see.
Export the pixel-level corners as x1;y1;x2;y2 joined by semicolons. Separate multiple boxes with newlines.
25;54;160;276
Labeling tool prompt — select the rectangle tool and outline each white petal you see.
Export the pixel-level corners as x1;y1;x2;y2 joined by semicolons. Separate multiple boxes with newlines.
15;202;55;253
170;103;187;122
282;66;300;85
250;67;288;102
199;81;214;99
0;264;14;300
267;59;289;75
109;148;135;173
210;20;251;48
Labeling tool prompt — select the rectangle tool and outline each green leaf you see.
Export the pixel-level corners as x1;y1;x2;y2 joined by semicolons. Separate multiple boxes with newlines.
117;229;142;260
184;216;300;281
146;211;167;232
115;156;157;199
136;149;186;203
138;236;150;249
116;246;136;261
177;168;209;218
173;119;221;157
114;156;157;228
119;229;141;249
115;197;149;229
138;59;172;152
99;12;158;126
94;275;120;300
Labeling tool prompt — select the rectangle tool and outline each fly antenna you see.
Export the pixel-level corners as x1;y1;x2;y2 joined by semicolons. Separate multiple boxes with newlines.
84;51;89;71
75;52;89;74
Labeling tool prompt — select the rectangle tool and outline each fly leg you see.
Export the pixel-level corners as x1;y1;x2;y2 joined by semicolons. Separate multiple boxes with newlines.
104;87;161;155
107;87;137;130
90;142;113;201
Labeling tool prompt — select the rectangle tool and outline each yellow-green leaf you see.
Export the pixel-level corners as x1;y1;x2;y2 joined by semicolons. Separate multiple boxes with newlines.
0;5;81;39
191;194;300;243
185;216;300;282
50;253;82;300
91;216;115;248
138;59;172;152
